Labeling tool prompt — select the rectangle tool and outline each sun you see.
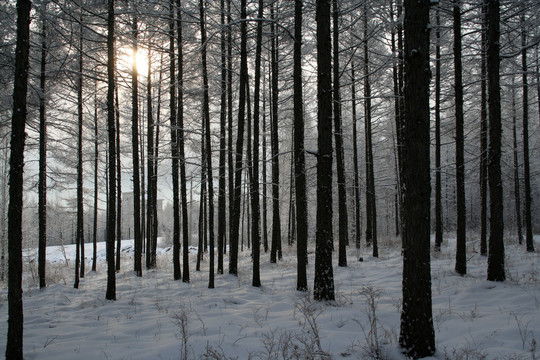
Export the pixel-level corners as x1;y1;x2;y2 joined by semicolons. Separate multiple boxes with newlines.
118;46;149;77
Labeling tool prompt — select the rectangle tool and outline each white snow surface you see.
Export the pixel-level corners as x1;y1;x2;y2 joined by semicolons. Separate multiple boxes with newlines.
0;236;538;359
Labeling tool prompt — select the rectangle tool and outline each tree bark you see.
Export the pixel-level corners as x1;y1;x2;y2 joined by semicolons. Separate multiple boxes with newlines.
218;0;227;275
314;0;335;302
486;0;505;282
399;0;435;356
6;0;31;357
351;62;361;250
480;0;488;256
75;14;84;288
454;0;466;275
434;7;443;251
511;80;523;245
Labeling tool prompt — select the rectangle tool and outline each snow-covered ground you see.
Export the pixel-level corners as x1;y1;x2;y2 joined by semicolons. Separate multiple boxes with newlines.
0;235;538;359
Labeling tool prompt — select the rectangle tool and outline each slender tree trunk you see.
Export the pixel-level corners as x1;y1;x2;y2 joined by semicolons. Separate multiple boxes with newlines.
262;76;268;253
434;8;443;251
249;0;264;288
390;1;400;238
143;50;153;277
521;16;534;253
334;0;348;266
218;0;227;275
115;81;121;272
294;0;308;291
351;62;361;250
75;16;84;288
177;0;190;281
105;0;117;301
486;0;505;282
454;0;466;275
399;0;435;356
38;1;48;289
364;4;377;258
131;9;143;278
229;0;248;275
314;0;335;302
6;0;31;357
479;0;488;256
93;86;99;273
270;2;282;263
226;0;233;258
511;80;523;245
170;0;181;279
199;0;216;289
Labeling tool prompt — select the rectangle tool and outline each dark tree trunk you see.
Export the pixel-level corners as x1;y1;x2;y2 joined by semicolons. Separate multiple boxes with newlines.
390;1;400;238
399;0;435;357
262;79;268;253
434;8;443;251
480;0;488;256
131;9;143;278
250;0;264;288
334;0;348;266
218;0;227;275
93;86;99;273
294;0;308;291
511;81;523;245
177;0;190;281
38;1;48;289
486;0;505;282
170;0;181;279
6;0;31;357
314;0;335;302
75;18;84;288
229;0;248;275
226;0;233;258
521;16;534;253
115;82;121;272
199;0;216;289
363;4;377;258
351;63;361;250
270;2;282;263
106;0;117;301
143;52;153;278
454;0;466;276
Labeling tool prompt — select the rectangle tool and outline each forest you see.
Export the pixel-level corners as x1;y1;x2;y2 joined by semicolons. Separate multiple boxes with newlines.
0;0;539;358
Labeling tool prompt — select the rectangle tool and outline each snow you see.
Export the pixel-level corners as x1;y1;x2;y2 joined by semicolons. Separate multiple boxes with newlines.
0;236;538;359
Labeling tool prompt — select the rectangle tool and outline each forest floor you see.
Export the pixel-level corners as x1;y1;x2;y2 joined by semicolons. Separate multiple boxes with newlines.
0;234;538;359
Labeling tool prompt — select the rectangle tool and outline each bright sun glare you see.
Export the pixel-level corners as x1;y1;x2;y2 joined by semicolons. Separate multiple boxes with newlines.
119;47;149;77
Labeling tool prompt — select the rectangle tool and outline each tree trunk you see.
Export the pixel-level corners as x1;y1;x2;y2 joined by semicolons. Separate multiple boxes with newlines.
314;0;335;302
170;0;181;279
93;85;99;273
226;0;233;258
479;0;488;256
229;0;248;275
364;4;377;258
75;15;84;288
115;81;121;272
294;0;308;291
521;16;534;253
511;80;523;245
486;0;505;282
334;0;348;266
434;7;443;251
270;2;282;263
218;0;227;275
399;0;435;357
351;62;361;250
105;0;117;301
131;9;143;278
177;0;190;281
454;0;466;276
199;0;216;289
38;1;48;289
6;0;31;357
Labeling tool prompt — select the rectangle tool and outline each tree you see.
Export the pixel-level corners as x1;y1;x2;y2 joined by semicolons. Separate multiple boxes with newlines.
486;0;505;282
131;7;143;278
250;0;264;288
92;84;99;273
294;0;308;292
434;7;443;252
479;0;488;257
269;1;282;263
334;0;348;266
75;8;84;288
106;0;117;301
38;0;48;289
453;0;466;276
314;0;335;302
399;0;435;357
6;0;31;357
521;14;534;253
199;0;216;289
